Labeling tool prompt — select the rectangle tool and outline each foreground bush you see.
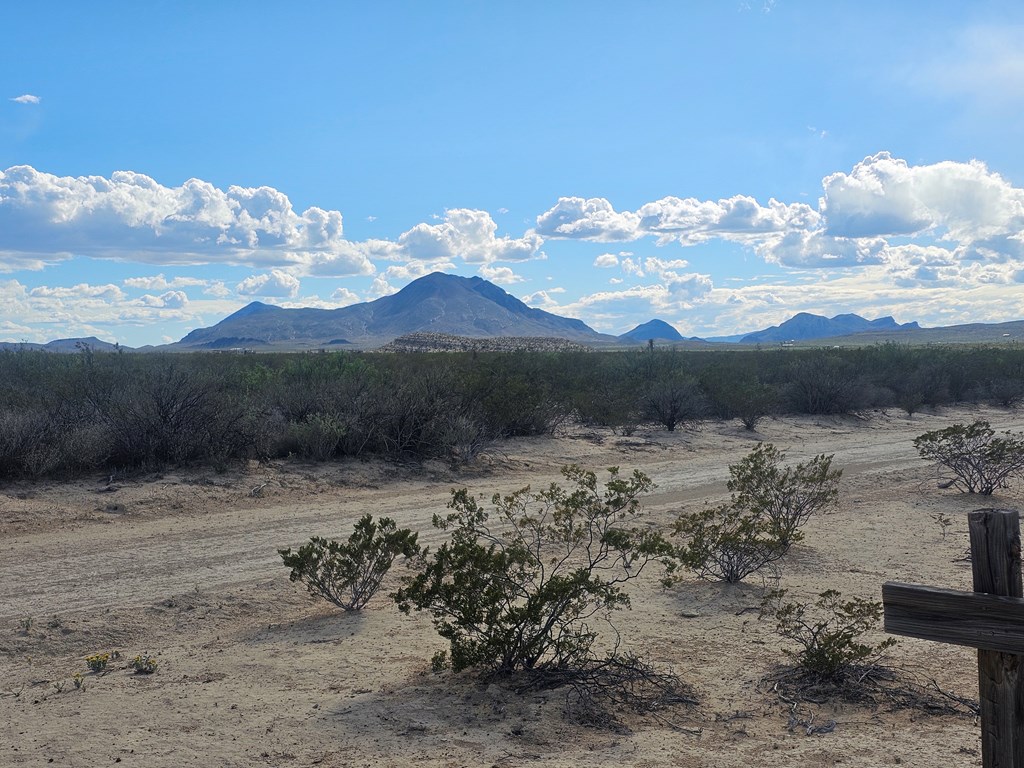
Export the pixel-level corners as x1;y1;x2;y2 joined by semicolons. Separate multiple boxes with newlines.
671;501;785;583
727;443;841;552
394;465;672;675
280;515;420;611
670;444;840;583
762;589;896;681
914;420;1024;495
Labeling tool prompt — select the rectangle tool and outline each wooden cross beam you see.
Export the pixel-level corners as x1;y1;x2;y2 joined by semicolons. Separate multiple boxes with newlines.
882;508;1024;768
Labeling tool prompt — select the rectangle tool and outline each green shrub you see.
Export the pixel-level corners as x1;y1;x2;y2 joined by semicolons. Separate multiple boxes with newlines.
670;502;785;584
281;515;420;611
762;589;896;681
670;444;840;583
727;443;841;552
393;465;671;675
289;412;348;461
914;420;1024;495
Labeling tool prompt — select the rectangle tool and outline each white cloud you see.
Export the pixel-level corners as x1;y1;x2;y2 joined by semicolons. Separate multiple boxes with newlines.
0;166;374;275
383;259;457;281
0;278;218;344
367;274;395;298
542;271;714;328
10;94;40;104
521;289;563;308
330;287;360;305
756;230;887;268
478;265;523;284
821;152;1024;242
535;197;640;241
29;283;125;300
665;273;714;301
139;290;189;308
371;208;543;265
236;270;300;298
123;273;208;290
593;253;619;268
636;195;818;245
621;257;644;277
536;153;1024;273
203;281;231;298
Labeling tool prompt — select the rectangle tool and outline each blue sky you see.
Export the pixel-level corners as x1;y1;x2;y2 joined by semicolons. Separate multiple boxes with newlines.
4;1;1024;346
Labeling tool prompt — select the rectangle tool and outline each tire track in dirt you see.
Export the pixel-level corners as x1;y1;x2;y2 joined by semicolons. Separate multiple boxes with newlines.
3;408;1021;621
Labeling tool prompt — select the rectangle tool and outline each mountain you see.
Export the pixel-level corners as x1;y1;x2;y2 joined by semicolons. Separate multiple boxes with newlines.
738;312;920;344
619;319;685;342
177;272;617;349
0;337;128;353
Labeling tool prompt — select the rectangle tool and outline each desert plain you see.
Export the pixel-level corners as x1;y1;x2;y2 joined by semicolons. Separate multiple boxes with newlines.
3;405;1023;767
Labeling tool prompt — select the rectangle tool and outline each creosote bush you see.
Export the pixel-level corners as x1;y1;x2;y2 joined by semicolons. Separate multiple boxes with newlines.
761;589;896;682
393;465;673;676
281;515;420;611
727;443;841;552
6;343;1024;481
670;444;840;583
914;420;1024;495
670;501;785;584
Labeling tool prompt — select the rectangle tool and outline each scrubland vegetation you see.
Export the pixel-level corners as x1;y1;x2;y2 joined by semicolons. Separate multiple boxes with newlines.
2;343;1023;480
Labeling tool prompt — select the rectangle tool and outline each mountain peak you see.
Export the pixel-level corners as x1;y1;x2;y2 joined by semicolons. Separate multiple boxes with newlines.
619;319;684;342
175;272;612;349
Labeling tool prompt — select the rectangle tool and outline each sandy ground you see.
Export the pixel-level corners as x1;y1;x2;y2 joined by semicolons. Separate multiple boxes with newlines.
2;405;1023;767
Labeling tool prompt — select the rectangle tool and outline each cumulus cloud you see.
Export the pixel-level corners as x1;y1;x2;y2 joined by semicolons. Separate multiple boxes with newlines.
535;197;640;241
541;270;714;329
535;153;1024;272
536;194;816;247
368;209;543;265
821;152;1024;242
382;259;457;281
636;195;818;245
478;265;524;284
330;287;360;305
30;283;125;300
521;288;565;308
203;281;231;298
0;278;220;344
593;253;619;268
665;273;714;301
236;270;300;298
139;290;189;308
367;274;395;298
10;94;40;104
0;166;374;275
123;273;208;290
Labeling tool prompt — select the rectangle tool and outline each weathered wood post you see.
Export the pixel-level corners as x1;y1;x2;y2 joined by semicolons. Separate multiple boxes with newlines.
970;509;1024;767
883;509;1024;768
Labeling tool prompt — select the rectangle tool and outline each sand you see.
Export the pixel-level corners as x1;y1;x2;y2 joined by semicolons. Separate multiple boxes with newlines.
3;405;1022;767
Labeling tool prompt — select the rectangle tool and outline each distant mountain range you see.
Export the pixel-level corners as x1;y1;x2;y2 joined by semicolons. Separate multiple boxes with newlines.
0;336;126;353
176;272;617;349
6;273;1023;352
735;312;920;344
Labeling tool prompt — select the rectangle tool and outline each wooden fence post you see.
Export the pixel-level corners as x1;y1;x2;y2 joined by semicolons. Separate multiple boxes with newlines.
970;509;1024;768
